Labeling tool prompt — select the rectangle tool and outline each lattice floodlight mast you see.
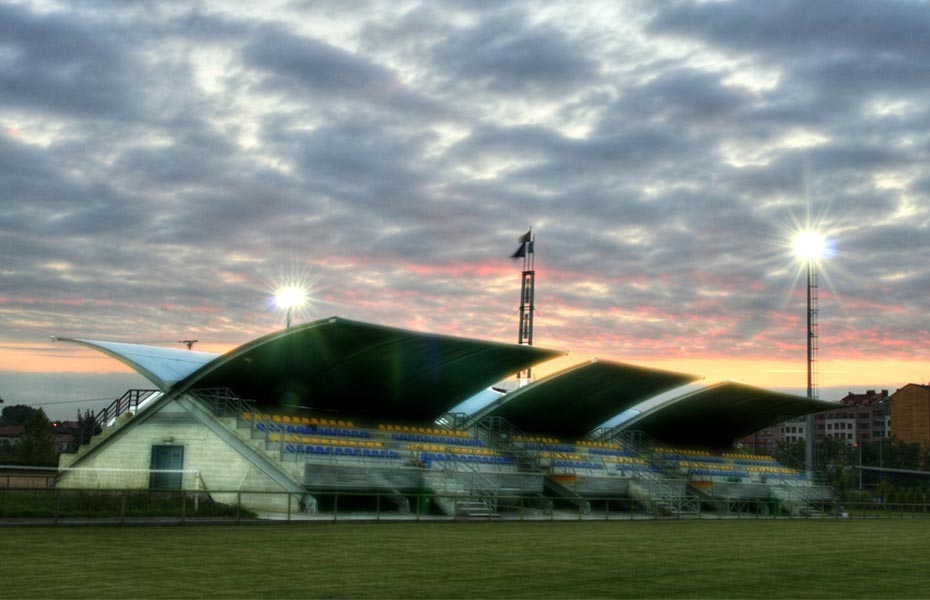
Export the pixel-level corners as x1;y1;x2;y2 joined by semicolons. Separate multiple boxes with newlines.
805;258;819;475
808;264;819;400
794;228;825;476
511;229;535;382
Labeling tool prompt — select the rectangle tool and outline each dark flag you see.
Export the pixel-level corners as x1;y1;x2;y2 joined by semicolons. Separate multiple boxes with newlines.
510;239;534;259
517;229;532;244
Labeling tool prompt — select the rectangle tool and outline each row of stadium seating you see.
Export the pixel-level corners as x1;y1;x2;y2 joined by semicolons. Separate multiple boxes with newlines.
269;433;384;448
723;452;778;463
513;434;562;444
659;450;804;483
576;440;622;450
538;451;586;461
602;455;651;466
257;422;372;438
659;452;726;463
390;432;484;446
419;452;512;466
552;460;603;470
244;412;356;428
378;423;471;438
655;446;712;458
284;444;401;459
587;448;634;457
745;465;804;476
687;467;751;478
405;443;500;457
521;442;576;453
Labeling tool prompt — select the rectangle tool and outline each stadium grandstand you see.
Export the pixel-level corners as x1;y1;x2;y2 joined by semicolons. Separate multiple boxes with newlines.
54;316;839;519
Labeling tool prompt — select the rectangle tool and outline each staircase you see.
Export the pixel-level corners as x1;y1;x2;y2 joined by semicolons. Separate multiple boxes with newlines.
186;388;317;513
60;389;161;467
605;429;700;517
771;479;833;517
423;469;499;518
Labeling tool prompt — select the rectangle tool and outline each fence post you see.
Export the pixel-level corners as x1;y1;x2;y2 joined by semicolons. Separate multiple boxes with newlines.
181;490;187;524
333;493;338;522
53;489;61;525
236;492;241;524
120;490;127;525
287;492;292;522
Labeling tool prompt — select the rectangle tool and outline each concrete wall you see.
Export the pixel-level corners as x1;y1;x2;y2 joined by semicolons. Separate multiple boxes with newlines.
57;398;297;512
891;385;930;446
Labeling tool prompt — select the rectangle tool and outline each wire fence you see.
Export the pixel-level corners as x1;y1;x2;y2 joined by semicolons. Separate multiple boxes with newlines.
2;484;930;526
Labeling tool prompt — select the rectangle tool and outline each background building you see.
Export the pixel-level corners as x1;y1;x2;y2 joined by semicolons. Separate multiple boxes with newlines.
742;389;891;453
890;384;930;447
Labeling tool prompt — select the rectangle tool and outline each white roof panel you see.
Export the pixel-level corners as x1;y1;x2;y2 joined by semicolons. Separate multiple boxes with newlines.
57;338;218;391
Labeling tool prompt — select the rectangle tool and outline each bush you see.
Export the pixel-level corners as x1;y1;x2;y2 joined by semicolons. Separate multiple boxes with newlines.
0;489;252;519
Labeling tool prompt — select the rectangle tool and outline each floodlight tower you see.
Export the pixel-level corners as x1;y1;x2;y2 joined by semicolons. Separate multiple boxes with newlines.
274;286;308;329
511;229;535;383
794;231;825;474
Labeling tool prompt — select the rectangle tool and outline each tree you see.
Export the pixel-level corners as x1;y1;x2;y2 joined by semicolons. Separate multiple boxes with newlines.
75;409;101;446
774;438;805;469
0;404;38;427
17;408;58;466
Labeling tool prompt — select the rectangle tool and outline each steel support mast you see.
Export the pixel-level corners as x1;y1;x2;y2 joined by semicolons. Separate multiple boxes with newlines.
805;259;819;474
514;230;535;383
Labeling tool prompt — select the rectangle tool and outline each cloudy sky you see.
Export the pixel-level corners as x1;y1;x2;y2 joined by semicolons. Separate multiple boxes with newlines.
2;0;929;418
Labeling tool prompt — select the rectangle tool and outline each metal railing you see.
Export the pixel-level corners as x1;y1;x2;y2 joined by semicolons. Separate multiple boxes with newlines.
189;388;256;420
5;484;930;525
76;389;160;446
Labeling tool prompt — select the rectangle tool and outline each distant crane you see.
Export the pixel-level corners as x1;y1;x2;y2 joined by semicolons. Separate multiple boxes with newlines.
178;340;198;351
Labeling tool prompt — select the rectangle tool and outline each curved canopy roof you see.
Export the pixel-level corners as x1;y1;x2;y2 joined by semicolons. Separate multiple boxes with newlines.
617;381;840;450
479;358;700;437
54;338;218;391
176;316;565;420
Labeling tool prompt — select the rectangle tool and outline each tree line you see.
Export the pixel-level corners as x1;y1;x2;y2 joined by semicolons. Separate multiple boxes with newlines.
774;436;930;502
0;404;100;466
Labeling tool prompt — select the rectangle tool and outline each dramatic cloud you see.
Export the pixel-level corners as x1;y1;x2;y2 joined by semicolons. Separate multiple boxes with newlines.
2;0;930;416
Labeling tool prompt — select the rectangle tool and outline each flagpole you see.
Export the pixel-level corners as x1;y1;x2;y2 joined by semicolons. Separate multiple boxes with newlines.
515;228;535;384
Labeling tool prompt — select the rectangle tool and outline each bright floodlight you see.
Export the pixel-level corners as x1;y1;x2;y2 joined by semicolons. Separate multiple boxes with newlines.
793;231;826;261
274;285;307;309
274;285;308;329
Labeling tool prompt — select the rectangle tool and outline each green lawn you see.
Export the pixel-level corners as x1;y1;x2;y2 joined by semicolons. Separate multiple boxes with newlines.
3;520;928;599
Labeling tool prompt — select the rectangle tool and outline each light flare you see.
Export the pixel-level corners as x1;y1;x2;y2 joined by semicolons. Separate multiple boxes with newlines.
792;231;826;261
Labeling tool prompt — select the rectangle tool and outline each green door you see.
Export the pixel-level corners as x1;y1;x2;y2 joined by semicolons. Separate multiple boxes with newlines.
150;445;184;490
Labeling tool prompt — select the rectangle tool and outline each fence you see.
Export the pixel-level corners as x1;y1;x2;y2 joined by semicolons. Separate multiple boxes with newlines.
3;485;930;526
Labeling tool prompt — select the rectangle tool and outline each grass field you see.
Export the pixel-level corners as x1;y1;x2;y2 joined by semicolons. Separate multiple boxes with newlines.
4;520;930;599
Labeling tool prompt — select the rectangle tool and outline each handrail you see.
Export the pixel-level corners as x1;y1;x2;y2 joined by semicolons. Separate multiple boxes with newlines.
80;389;160;445
439;449;501;514
189;387;257;420
477;415;571;475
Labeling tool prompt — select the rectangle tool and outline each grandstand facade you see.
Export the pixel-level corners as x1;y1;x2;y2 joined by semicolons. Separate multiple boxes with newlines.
55;316;839;518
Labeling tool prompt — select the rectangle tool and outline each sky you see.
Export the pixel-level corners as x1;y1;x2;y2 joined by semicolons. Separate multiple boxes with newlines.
2;0;929;420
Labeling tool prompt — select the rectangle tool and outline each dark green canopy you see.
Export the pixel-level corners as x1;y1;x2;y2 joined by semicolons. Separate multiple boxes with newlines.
176;316;565;420
617;381;840;450
479;358;700;437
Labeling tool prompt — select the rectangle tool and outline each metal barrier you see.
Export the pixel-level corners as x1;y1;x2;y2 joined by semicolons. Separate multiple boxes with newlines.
3;485;930;526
